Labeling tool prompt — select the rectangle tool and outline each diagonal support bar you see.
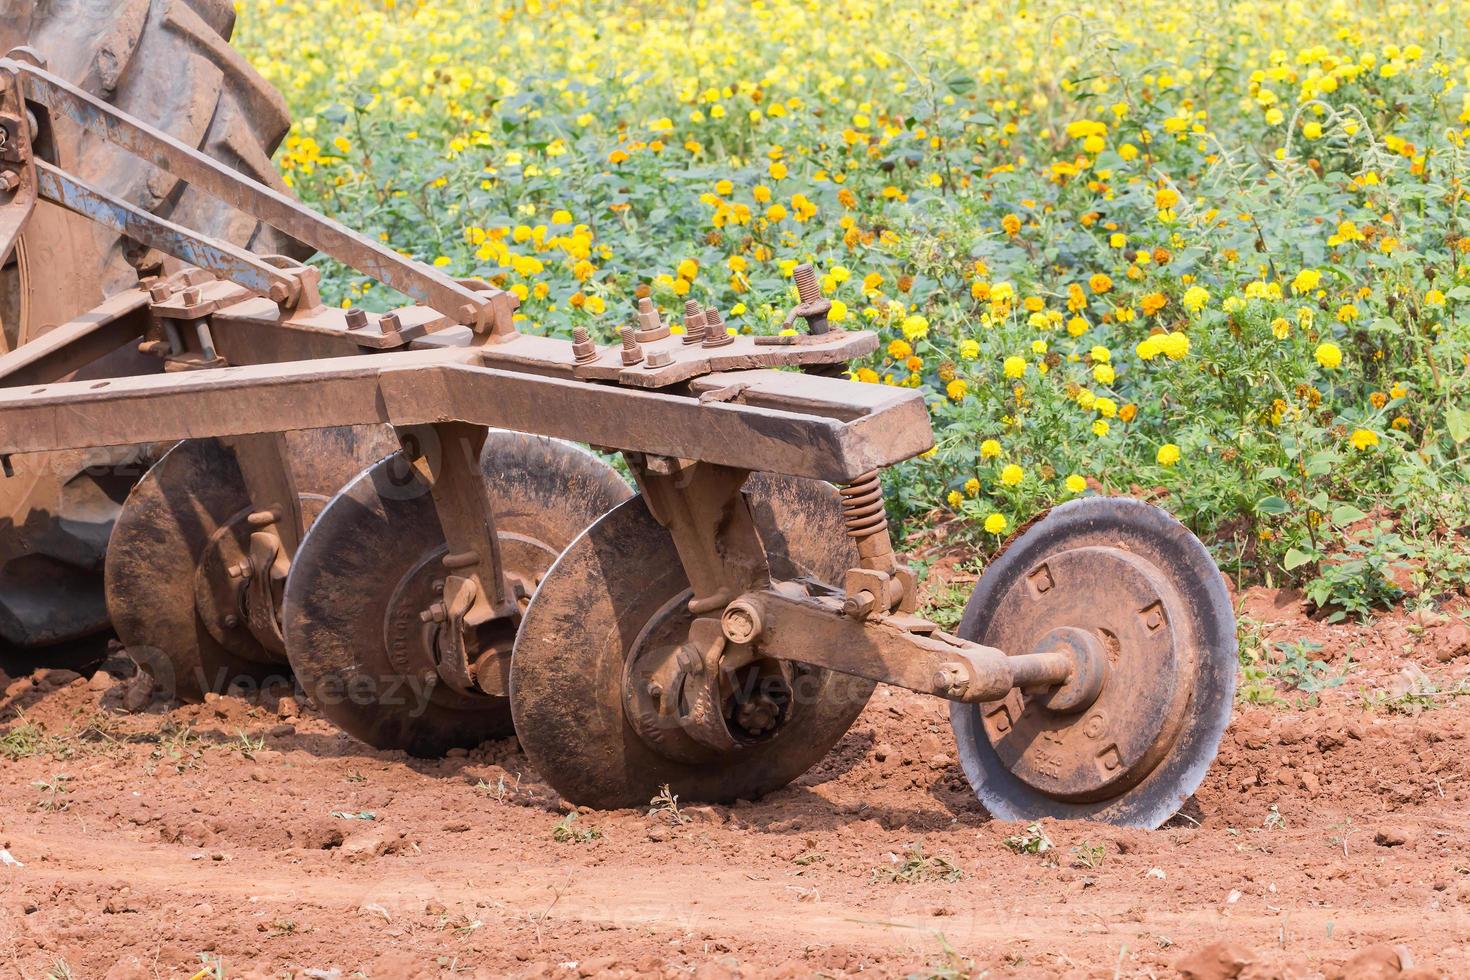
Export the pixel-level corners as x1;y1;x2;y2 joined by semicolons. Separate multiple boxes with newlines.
12;60;516;334
34;160;302;305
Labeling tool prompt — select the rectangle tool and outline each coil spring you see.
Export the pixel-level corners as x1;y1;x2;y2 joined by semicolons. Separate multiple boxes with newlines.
839;470;888;539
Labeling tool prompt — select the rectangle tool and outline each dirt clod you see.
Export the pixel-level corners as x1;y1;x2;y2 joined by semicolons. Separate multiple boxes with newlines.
1175;941;1254;980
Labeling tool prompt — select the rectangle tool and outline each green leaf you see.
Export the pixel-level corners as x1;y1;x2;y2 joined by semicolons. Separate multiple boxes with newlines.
1255;495;1291;516
1331;504;1367;526
1447;406;1470;445
1284;548;1316;571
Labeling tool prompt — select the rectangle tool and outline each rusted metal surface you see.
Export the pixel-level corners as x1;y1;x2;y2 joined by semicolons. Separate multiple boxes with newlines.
949;496;1237;827
282;432;631;756
510;478;872;809
0;62;37;267
33;161;301;304
104;429;393;701
0;354;931;483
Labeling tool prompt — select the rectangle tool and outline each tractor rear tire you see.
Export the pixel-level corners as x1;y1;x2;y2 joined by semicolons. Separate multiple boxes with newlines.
0;0;297;650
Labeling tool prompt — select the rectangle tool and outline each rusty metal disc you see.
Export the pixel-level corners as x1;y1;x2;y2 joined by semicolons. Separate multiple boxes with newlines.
104;429;394;702
949;496;1236;828
509;473;874;809
281;431;632;757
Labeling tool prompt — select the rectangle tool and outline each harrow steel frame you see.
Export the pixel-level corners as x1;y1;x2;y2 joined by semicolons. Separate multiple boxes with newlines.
0;50;1233;824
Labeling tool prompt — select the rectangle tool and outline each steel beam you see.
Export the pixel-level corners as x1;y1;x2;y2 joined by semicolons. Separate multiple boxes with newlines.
0;351;933;482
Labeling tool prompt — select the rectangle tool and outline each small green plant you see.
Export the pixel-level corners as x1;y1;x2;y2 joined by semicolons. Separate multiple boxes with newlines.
872;844;964;884
149;720;201;772
647;783;690;825
32;774;71;812
231;729;265;759
43;960;74;980
905;934;976;979
1;715;64;761
269;919;298;936
1003;821;1053;856
1327;818;1357;857
552;812;601;844
1070;842;1106;869
476;772;518;803
1263;804;1286;831
1274;639;1349;693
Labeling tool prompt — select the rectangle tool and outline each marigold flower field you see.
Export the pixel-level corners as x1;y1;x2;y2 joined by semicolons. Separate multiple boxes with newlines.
236;0;1470;614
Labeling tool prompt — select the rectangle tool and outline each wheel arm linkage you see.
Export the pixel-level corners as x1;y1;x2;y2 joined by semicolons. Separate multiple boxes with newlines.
720;588;1100;706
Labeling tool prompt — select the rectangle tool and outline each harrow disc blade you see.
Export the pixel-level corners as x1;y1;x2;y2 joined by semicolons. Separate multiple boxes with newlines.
949;496;1236;829
510;473;874;810
105;429;394;702
282;431;632;757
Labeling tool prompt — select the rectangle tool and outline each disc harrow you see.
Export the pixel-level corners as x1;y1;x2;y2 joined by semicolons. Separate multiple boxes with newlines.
0;53;1236;828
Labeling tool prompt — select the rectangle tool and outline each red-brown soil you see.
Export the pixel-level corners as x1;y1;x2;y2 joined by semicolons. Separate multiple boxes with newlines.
2;587;1469;979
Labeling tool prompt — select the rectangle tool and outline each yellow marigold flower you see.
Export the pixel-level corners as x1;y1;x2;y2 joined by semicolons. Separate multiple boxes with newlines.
715;179;734;196
1155;186;1180;210
1065;474;1087;493
1076;388;1096;410
1302;121;1323;140
1349;428;1380;451
984;513;1008;535
1089;273;1113;294
1092;419;1110;437
753;185;772;204
1271;317;1290;339
1389;382;1408;400
1001;213;1021;236
766;203;788;222
1002;355;1027;379
1391;416;1410;430
959;339;980;360
830;300;849;322
901;314;929;341
1336;304;1358;323
769;161;788;180
677;258;699;280
999;464;1024;486
964;477;981;497
1161;331;1190;360
980;438;1002;459
1093;363;1116;385
1291;268;1322;294
1066;316;1088;337
1156;443;1181;466
855;367;879;383
1090;346;1111;363
1095;396;1118;418
1109;232;1127;248
1181;285;1210;313
1023;296;1046;313
946;379;968;401
1314;341;1343;370
583;294;606;315
887;339;912;360
1425;289;1446;307
947;490;963;509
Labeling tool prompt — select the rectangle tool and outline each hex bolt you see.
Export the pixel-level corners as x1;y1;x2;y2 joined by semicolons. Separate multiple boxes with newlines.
721;599;763;645
268;281;292;304
0;170;20;193
420;601;447;624
793;263;820;304
842;589;876;619
379;311;403;334
644;348;673;368
645;681;663;701
619;326;644;365
222;614;240;630
226;559;253;580
345;306;369;330
675;645;704;675
182;286;203;306
702;307;733;348
148;282;173;304
681;299;706;345
932;662;970;697
633;296;669;343
571;325;598;365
